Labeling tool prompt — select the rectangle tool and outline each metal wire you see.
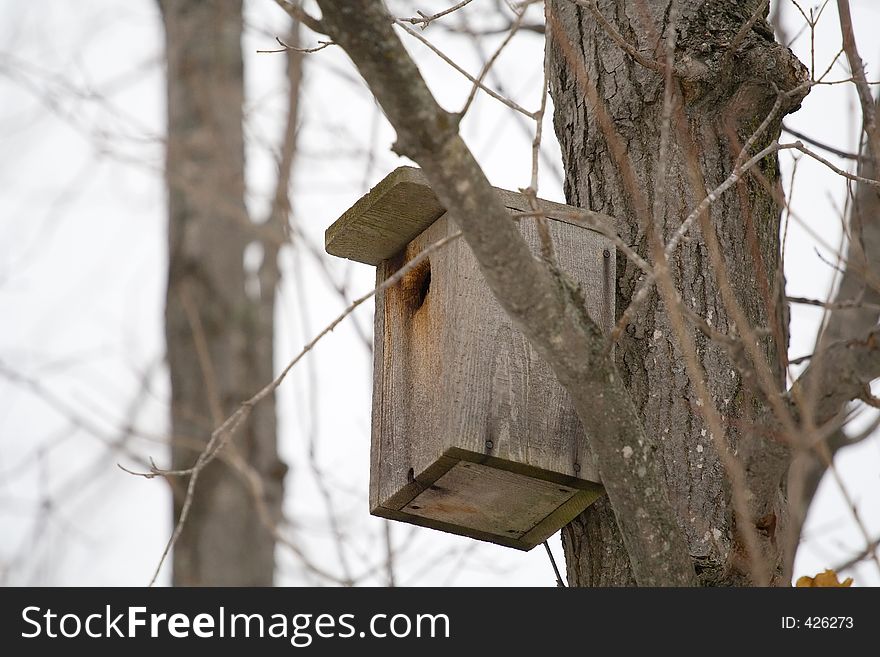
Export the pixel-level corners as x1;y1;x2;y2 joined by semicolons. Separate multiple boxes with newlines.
543;540;567;587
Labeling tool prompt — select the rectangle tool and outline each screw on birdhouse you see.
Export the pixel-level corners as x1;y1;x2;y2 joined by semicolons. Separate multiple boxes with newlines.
324;166;613;551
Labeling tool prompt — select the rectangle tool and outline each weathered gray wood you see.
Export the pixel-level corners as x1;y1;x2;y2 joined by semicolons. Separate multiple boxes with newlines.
442;213;613;474
367;203;613;548
326;167;444;266
373;453;602;550
326;165;617;266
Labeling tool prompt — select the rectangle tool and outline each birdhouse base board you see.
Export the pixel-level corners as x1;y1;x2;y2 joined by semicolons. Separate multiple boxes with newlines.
371;448;604;551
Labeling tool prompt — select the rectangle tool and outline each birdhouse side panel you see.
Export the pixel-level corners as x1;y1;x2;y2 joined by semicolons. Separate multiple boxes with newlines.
439;215;612;484
369;216;456;511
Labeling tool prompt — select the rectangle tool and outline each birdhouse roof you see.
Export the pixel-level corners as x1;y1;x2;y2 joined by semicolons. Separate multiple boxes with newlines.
325;166;582;266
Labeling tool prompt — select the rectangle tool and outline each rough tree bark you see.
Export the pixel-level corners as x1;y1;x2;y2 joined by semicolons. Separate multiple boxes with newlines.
159;0;289;585
547;0;806;586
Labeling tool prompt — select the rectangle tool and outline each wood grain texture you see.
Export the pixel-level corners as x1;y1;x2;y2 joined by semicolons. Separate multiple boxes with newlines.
326;167;444;266
407;461;576;537
369;206;613;547
372;450;603;550
326;166;617;266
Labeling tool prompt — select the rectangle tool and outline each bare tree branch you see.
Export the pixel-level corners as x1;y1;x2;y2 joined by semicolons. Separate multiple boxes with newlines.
400;0;475;28
837;0;880;167
782;123;860;160
788;63;880;567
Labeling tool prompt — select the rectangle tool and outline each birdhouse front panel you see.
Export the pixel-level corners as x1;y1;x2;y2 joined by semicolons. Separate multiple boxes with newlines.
326;167;613;550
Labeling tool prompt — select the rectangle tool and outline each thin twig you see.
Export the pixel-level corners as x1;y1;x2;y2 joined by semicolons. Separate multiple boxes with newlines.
735;93;783;168
782;123;860;160
792;142;880;187
395;20;536;118
522;2;556;265
257;36;334;54
837;0;880;168
612;140;793;344
787;295;880;311
460;6;526;116
400;0;475;28
517;208;649;273
835;536;880;571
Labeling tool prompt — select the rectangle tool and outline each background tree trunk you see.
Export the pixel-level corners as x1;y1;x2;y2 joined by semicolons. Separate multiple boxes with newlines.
548;0;806;586
159;0;287;585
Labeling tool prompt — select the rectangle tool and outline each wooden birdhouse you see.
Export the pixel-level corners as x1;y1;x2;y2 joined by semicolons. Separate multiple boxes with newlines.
326;167;613;550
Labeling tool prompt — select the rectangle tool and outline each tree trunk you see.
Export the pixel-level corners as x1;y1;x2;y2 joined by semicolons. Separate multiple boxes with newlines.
548;0;807;586
159;0;286;585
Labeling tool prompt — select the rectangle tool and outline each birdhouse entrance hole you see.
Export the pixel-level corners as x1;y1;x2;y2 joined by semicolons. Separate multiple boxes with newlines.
393;251;431;312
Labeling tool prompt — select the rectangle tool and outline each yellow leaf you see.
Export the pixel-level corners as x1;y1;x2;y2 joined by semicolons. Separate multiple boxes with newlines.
795;569;853;587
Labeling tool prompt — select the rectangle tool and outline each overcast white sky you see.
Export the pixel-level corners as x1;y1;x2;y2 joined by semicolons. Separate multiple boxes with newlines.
1;0;878;586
